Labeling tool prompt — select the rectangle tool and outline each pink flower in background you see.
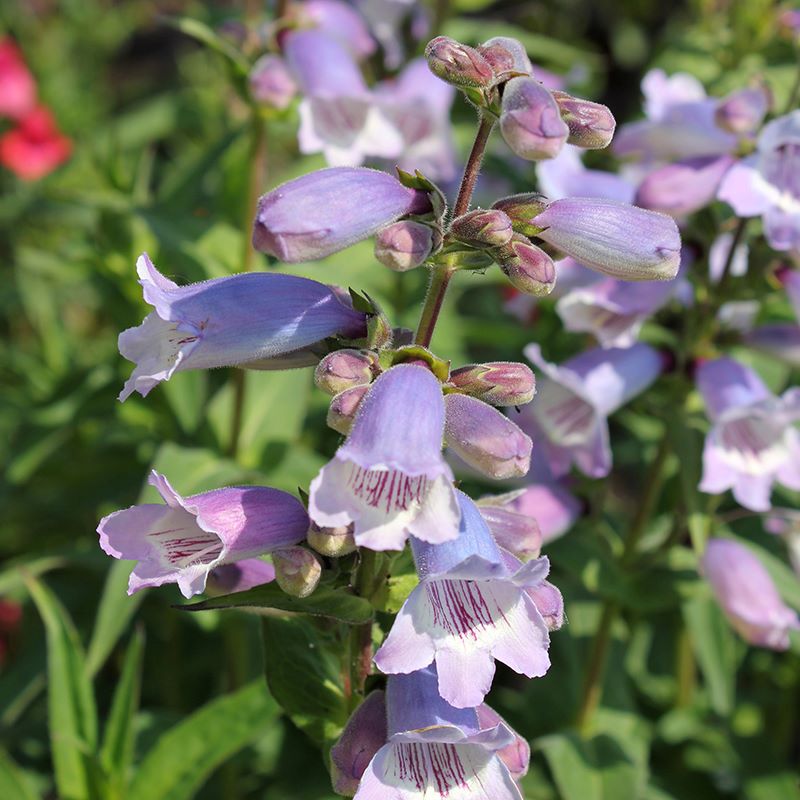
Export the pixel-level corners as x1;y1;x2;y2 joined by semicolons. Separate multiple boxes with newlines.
0;105;71;180
0;38;36;119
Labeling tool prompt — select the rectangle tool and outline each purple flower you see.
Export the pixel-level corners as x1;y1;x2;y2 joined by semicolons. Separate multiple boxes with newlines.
97;471;308;598
284;29;402;167
252;167;430;262
715;87;770;135
374;220;434;272
531;198;681;281
743;325;800;367
696;358;800;511
309;364;460;551
206;558;276;595
537;145;635;204
447;361;536;407
475;494;542;560
296;0;377;60
374;492;552;708
701;538;800;650
500;76;569;161
343;665;526;799
521;343;662;477
717;111;800;252
118;254;366;401
248;55;296;110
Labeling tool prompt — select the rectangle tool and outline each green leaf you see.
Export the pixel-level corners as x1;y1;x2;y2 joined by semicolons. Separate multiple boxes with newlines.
162;16;250;76
129;681;278;800
100;628;144;795
161;370;208;434
744;772;800;800
180;582;373;624
25;576;99;800
0;749;39;800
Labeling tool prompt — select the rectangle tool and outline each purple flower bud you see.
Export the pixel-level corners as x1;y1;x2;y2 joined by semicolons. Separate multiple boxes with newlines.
327;383;370;435
444;393;532;479
315;349;378;395
635;155;735;217
374;220;434;271
450;208;514;248
253;167;431;262
701;538;800;650
249;55;296;110
476;501;542;560
272;546;322;598
715;87;771;135
551;90;616;150
500;77;569;161
532;198;681;280
306;521;357;557
330;690;387;795
448;361;536;406
97;471;308;598
424;36;494;88
206;558;276;595
478;36;532;78
492;192;549;237
494;235;557;296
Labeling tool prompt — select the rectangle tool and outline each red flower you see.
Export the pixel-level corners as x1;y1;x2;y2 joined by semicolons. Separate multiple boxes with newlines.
0;38;36;120
0;105;71;180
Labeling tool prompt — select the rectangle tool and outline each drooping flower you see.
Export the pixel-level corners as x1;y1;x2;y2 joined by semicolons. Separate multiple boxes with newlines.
374;492;552;708
696;358;800;511
334;666;527;799
0;38;36;120
718;111;800;252
252;167;431;262
118;254;367;400
521;343;662;478
309;364;460;551
97;471;308;598
0;105;71;180
701;538;800;650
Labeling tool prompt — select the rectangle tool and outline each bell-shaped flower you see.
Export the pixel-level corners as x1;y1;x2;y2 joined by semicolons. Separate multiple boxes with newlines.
491;481;581;545
253;166;431;262
696;358;800;511
718;111;800;252
374;492;552;708
338;665;527;799
701;538;800;650
537;144;635;204
474;492;542;560
118;254;367;400
295;0;377;60
97;471;308;598
521;343;662;478
309;364;460;551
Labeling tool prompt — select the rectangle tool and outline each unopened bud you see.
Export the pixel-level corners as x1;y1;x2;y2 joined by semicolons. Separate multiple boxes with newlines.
272;546;322;598
551;90;616;149
374;220;434;272
450;209;513;248
307;521;357;557
500;77;569;160
315;349;378;395
327;383;370;434
249;54;297;110
425;36;494;88
492;193;549;237
448;361;535;406
715;87;771;135
494;234;556;296
478;36;532;79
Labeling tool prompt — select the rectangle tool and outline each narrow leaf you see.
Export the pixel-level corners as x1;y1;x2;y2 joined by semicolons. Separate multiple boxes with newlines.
0;749;38;800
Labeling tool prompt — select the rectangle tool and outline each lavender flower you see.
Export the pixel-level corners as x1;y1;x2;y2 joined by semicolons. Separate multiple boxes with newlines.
696;358;800;511
374;220;434;271
296;0;377;60
118;254;366;400
206;558;276;595
374;492;552;708
97;471;308;598
309;364;460;551
249;55;296;110
537;144;635;203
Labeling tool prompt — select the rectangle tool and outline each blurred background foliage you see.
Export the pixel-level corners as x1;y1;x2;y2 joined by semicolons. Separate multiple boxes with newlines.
1;1;798;798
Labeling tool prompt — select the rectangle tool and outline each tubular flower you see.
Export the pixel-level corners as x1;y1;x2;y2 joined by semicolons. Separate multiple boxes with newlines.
374;492;552;708
696;358;800;511
309;364;460;551
118;254;366;400
97;471;308;598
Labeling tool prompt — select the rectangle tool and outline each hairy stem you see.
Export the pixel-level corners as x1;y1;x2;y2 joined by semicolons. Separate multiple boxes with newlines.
452;114;494;219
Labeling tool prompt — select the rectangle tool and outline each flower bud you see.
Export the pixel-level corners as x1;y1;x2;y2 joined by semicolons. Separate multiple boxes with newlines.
477;36;532;78
314;349;378;396
327;383;370;434
500;77;569;161
449;208;513;248
493;234;556;296
249;55;297;110
532;198;681;281
444;393;532;479
701;538;800;651
306;521;357;557
448;361;535;406
492;192;549;237
424;36;494;88
551;90;616;150
272;546;323;598
374;220;434;271
715;87;770;135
